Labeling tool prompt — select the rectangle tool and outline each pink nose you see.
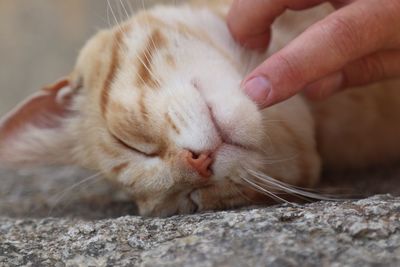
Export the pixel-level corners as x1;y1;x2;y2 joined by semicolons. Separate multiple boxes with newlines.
185;150;213;178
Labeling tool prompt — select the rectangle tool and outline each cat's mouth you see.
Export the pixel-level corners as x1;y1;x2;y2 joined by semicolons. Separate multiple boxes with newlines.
189;106;253;178
209;108;250;151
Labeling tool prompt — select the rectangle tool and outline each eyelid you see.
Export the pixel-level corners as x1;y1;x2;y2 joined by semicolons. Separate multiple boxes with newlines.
110;133;158;157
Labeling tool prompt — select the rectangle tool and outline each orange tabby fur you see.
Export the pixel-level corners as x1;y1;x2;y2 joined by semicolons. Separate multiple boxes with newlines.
0;2;399;216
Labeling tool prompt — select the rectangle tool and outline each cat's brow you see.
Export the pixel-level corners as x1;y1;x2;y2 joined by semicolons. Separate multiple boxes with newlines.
112;162;129;175
101;26;129;117
136;28;167;89
138;90;149;121
165;113;180;135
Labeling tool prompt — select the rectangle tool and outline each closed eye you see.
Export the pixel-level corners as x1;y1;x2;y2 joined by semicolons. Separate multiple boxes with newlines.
110;133;158;157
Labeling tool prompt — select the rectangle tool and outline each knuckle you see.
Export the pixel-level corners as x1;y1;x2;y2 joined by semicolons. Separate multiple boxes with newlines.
317;16;361;58
226;19;240;39
389;0;400;15
272;53;306;92
361;55;387;81
344;55;387;87
227;19;250;44
387;0;400;45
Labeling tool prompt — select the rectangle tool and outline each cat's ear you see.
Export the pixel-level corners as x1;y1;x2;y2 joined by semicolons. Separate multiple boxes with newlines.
0;77;82;167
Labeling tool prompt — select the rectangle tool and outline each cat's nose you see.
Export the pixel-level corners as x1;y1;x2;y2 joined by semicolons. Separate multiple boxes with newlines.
184;150;213;178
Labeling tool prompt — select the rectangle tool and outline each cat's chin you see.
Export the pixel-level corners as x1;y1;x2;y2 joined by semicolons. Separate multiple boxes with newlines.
137;190;200;217
188;189;203;212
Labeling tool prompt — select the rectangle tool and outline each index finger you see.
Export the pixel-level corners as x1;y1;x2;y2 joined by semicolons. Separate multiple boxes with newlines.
227;0;326;49
244;0;398;108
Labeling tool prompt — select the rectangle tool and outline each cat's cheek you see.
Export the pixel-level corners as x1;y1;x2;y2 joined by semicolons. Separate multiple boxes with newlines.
211;144;263;182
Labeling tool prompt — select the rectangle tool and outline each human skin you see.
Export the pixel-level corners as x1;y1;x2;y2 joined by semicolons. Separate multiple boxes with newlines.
227;0;400;108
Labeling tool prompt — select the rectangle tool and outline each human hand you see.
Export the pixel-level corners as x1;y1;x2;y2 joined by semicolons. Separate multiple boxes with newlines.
228;0;400;108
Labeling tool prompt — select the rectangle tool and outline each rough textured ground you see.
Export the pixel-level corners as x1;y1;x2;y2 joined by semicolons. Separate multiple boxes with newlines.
1;193;400;267
1;166;400;266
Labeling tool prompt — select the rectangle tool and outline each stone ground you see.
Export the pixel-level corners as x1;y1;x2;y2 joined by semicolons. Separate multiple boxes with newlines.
0;166;400;266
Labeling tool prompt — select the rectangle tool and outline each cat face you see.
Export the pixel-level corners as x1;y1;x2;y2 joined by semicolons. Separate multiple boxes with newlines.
0;6;321;216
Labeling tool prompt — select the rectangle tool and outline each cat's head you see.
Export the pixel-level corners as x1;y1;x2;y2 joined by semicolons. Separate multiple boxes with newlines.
0;6;320;216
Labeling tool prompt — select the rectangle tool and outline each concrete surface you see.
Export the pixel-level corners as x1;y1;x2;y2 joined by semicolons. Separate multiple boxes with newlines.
1;194;400;267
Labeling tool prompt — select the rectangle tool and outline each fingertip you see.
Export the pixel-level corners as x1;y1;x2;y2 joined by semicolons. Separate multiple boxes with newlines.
227;0;272;50
226;1;245;43
243;76;273;108
242;33;271;51
227;16;270;50
226;11;239;40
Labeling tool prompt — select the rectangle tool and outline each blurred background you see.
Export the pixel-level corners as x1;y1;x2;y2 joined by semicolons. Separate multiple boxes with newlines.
0;0;182;116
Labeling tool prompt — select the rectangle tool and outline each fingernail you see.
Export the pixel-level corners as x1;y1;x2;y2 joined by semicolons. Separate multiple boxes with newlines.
244;76;271;105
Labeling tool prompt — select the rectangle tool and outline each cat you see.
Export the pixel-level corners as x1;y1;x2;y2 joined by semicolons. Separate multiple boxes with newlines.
1;1;400;217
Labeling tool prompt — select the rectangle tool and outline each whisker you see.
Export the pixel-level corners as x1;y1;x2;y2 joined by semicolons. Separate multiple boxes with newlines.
47;171;103;216
262;119;287;124
116;0;123;25
107;0;157;91
126;0;135;15
246;174;317;204
136;0;163;87
240;174;296;205
107;0;130;53
247;169;316;195
258;154;299;165
228;179;256;204
107;0;121;28
136;2;165;89
111;0;162;90
119;0;130;20
246;168;346;201
106;0;113;28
